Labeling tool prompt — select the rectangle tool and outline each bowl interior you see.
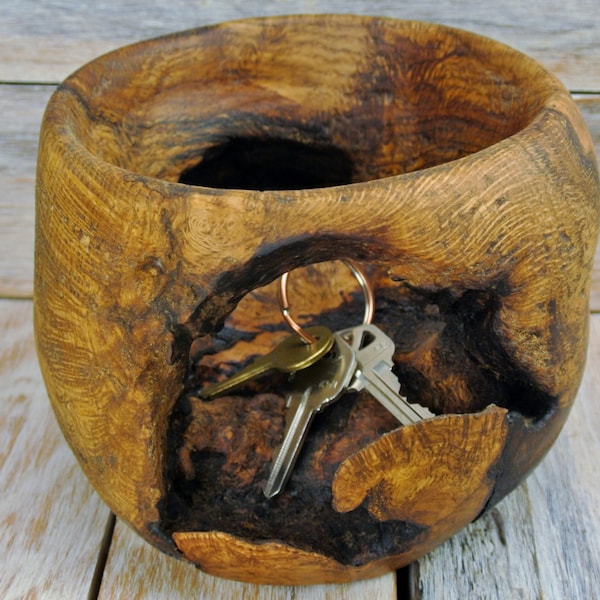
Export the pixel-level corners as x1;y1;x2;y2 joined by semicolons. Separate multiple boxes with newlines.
65;17;551;191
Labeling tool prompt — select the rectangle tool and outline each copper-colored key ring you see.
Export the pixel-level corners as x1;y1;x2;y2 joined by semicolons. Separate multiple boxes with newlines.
278;260;375;345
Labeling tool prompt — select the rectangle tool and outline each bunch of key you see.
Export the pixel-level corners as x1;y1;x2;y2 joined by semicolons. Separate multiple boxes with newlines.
200;272;435;498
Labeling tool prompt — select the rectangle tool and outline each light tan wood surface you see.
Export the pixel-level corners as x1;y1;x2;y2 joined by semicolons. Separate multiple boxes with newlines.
1;2;599;598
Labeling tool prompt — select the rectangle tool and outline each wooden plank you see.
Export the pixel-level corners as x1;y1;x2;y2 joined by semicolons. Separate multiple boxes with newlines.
0;84;53;298
99;520;397;599
577;95;600;313
0;299;110;599
0;1;599;90
413;314;600;599
2;85;600;307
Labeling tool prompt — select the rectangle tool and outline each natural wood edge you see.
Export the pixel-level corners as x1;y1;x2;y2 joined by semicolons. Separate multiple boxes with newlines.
172;530;403;585
99;518;396;598
332;407;509;518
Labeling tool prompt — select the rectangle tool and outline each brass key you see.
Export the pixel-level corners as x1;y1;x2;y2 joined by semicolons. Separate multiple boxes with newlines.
200;326;334;399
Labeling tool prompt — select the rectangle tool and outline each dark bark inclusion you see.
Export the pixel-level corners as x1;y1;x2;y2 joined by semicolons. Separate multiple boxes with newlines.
160;276;557;565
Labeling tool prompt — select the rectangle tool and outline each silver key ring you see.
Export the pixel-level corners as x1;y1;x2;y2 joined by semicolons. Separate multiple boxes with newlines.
278;260;375;345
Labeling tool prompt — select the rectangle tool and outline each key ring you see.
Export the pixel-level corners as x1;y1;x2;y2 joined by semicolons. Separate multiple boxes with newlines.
278;260;375;345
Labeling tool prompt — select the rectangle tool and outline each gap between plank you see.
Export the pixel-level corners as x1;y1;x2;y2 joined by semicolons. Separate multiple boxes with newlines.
1;79;598;95
87;512;117;600
0;79;58;86
570;90;600;95
397;566;412;599
406;563;420;600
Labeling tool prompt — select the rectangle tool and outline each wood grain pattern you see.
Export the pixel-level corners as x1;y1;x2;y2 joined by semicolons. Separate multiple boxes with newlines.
1;0;599;90
33;15;599;583
0;299;110;599
414;314;600;600
332;408;508;532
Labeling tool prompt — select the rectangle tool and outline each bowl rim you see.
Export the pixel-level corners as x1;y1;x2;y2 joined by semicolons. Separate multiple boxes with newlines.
43;13;571;199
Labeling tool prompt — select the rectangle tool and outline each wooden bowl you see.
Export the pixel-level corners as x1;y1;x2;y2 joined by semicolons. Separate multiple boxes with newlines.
34;15;600;584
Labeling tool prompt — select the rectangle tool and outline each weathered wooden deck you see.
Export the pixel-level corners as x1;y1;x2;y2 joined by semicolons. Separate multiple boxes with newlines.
1;2;598;598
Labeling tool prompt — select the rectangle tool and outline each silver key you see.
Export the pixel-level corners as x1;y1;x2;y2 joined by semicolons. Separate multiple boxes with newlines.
263;335;357;498
338;323;434;425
